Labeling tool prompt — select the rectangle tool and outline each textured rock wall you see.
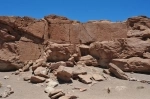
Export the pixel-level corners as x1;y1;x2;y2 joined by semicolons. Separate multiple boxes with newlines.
0;14;150;72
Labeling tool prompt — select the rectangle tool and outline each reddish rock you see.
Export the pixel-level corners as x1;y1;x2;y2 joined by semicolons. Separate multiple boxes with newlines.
56;66;73;82
109;63;129;80
89;38;150;67
30;76;46;83
78;74;92;84
111;57;150;73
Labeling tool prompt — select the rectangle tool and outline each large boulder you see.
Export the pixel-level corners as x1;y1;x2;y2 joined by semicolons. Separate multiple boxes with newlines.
89;38;150;67
111;57;150;73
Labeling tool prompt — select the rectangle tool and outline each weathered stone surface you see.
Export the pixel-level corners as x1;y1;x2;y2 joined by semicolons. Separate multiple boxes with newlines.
127;16;150;30
72;65;87;78
45;43;73;62
56;66;73;82
77;55;98;66
109;63;129;80
78;74;92;84
143;52;150;59
111;57;150;73
92;74;104;81
50;61;66;70
0;43;24;71
59;95;78;99
127;29;150;38
30;76;46;83
89;38;150;67
17;41;42;62
34;67;48;78
49;89;65;99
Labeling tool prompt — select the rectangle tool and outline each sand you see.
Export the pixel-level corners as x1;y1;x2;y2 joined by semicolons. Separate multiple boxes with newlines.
0;67;150;99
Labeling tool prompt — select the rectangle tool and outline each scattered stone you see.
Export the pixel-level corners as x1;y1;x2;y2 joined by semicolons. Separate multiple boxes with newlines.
23;76;31;81
107;87;111;94
59;95;78;99
72;66;87;78
50;61;66;70
92;74;104;81
46;79;58;88
78;74;92;84
22;60;33;71
137;86;144;89
34;67;49;78
111;57;150;73
32;58;45;71
44;87;55;93
30;76;46;83
73;87;87;92
77;55;98;66
103;69;110;75
14;70;20;75
4;76;9;79
143;52;150;59
66;61;74;67
109;63;129;80
56;66;73;82
129;77;137;81
0;85;14;98
49;89;65;99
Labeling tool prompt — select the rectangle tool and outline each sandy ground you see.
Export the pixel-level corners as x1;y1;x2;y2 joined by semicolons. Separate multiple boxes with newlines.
0;67;150;99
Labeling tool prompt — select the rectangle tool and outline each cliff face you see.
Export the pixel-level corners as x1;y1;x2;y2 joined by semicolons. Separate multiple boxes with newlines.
0;15;150;72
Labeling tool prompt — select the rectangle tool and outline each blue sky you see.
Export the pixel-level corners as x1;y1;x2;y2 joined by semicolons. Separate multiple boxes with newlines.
0;0;149;22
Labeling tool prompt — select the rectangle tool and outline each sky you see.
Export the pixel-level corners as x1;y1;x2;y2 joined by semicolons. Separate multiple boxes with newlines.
0;0;149;22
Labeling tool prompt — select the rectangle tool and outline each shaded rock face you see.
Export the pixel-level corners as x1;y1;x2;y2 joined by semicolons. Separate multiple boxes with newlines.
0;15;150;72
111;57;150;73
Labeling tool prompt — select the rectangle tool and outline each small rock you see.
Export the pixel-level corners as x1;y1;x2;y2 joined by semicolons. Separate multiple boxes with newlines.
66;61;74;67
14;70;20;75
137;86;144;89
72;66;87;78
34;67;49;78
30;76;46;83
59;95;78;99
92;74;104;81
107;87;111;94
79;88;87;92
19;69;23;72
4;76;9;79
103;69;110;75
46;79;58;88
44;87;55;93
78;74;92;84
49;89;65;99
23;76;31;81
56;66;73;82
129;77;137;81
50;61;66;70
23;60;33;71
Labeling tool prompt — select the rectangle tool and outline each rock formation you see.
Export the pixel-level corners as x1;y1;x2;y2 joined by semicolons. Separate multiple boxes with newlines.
0;14;150;99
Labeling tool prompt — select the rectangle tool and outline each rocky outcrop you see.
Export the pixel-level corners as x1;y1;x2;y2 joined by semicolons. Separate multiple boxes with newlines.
89;38;150;67
0;15;150;73
111;57;150;73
